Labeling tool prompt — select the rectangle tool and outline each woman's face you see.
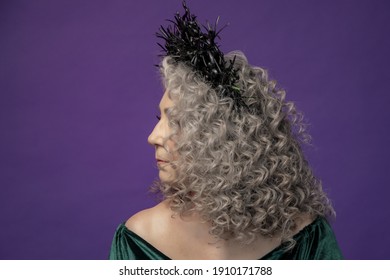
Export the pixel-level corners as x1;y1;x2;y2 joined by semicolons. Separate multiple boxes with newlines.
148;90;177;183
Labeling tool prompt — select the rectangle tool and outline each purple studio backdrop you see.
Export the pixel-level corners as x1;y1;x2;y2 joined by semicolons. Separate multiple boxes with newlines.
1;0;389;260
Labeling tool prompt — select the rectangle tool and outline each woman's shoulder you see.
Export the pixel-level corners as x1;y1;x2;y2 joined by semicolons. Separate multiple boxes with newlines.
123;200;214;259
124;200;172;242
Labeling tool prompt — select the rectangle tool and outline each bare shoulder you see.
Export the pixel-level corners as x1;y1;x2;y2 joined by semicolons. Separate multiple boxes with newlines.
125;200;172;240
293;213;316;234
124;208;152;235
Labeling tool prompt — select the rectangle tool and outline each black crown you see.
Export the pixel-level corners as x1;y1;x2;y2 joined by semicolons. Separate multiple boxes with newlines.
157;1;248;111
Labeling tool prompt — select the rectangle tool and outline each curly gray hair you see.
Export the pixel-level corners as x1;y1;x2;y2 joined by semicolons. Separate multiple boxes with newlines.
154;51;334;248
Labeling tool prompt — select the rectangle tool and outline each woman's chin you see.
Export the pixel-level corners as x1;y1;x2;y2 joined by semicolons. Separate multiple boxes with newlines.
158;170;175;183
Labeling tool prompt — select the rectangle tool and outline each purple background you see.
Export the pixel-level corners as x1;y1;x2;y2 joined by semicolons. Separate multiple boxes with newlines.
1;0;389;259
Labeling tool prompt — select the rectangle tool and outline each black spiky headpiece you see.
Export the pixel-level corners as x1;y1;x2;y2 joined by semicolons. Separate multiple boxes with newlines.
156;1;248;111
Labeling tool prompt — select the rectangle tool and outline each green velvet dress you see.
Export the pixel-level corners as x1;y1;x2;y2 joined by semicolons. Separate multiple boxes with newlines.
109;217;343;260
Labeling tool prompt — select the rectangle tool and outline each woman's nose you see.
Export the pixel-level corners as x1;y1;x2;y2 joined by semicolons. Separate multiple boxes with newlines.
148;122;163;147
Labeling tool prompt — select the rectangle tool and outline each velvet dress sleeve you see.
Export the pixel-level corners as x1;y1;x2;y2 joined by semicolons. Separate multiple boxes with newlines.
261;217;343;260
109;223;170;260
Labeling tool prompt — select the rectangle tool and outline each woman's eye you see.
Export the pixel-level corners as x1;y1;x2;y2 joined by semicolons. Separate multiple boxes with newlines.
156;115;161;121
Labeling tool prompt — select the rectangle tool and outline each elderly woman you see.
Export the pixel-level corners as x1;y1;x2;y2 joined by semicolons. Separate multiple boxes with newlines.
109;2;342;260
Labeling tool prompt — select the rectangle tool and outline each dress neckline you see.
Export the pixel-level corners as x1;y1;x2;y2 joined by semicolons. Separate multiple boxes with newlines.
120;216;323;260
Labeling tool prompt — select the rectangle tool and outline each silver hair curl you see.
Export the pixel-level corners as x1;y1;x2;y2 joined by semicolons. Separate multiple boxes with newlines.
154;51;334;249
